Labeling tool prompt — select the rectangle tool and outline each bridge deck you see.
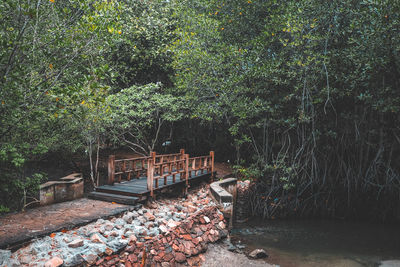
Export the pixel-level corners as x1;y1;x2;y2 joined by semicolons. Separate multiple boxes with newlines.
92;170;214;201
89;150;215;204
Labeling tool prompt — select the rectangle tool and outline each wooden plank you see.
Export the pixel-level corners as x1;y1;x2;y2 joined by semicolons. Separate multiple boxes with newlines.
88;191;138;205
108;155;115;185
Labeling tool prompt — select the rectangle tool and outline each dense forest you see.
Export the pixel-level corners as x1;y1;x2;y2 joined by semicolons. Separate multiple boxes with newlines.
1;0;399;222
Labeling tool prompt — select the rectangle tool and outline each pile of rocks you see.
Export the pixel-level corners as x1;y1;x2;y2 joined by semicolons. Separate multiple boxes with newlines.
99;205;228;267
4;186;227;267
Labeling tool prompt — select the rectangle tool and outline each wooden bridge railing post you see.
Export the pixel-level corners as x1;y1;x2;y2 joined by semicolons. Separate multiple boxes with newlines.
108;155;115;185
185;154;189;195
147;152;156;197
210;151;215;181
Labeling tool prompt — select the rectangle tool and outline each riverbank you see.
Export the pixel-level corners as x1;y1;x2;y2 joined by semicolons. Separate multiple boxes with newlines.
1;184;231;266
201;243;275;267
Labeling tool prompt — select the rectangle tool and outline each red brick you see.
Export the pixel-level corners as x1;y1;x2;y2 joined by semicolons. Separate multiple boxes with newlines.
181;234;192;241
174;252;186;263
128;254;138;262
164;253;174;261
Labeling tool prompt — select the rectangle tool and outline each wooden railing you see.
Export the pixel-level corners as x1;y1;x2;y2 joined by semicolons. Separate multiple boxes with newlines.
107;155;149;184
188;152;214;177
108;150;215;197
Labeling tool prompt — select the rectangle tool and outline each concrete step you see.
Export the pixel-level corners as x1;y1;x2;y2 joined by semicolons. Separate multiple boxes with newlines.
88;191;139;205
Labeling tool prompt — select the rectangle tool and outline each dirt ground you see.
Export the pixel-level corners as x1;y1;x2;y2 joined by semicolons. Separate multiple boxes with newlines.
0;199;130;250
214;162;234;178
201;243;276;267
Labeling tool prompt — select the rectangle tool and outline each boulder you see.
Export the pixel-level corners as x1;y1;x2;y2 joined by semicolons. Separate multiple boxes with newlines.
249;248;268;259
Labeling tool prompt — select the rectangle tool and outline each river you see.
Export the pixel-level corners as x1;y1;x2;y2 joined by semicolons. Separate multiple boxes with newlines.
230;219;400;267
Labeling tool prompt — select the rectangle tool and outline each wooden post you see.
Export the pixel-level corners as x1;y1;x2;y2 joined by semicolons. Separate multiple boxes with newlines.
122;160;127;180
185;154;189;195
180;149;185;160
210;151;215;181
147;152;156;198
192;158;196;177
147;159;154;198
107;155;115;185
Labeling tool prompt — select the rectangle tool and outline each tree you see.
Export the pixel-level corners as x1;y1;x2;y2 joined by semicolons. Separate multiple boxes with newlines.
0;0;123;208
106;83;185;156
172;0;400;221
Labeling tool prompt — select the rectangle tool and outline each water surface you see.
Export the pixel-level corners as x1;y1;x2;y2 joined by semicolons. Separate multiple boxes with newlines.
231;219;400;267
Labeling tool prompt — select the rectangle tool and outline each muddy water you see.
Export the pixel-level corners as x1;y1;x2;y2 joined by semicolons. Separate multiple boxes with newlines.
231;219;400;267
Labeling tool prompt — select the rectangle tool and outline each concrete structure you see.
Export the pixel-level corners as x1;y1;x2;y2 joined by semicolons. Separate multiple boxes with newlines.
39;173;84;206
210;178;237;228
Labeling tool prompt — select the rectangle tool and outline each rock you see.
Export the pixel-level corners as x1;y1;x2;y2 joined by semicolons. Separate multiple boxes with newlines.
175;252;186;263
167;220;180;228
159;225;168;233
19;254;33;264
115;218;126;226
109;230;119;237
203;216;211;223
96;218;106;224
123;214;133;223
134;204;143;210
218;221;226;229
138;216;147;224
91;233;105;243
82;254;98;265
149;228;160;237
129;254;138;262
64;254;85;266
44;257;63;267
144;212;156;221
219;229;228;239
133;219;142;226
104;223;115;231
147;201;158;209
68;238;84;248
236;242;246;250
109;239;128;250
128;234;137;243
187;255;201;266
227;244;236;252
105;247;113;256
163;252;174;261
249;248;268;259
0;250;12;266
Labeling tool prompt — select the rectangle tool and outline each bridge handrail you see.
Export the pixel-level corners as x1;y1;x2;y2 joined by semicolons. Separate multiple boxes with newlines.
107;149;215;197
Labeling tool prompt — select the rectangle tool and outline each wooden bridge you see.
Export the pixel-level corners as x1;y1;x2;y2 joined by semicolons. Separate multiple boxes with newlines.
89;149;215;204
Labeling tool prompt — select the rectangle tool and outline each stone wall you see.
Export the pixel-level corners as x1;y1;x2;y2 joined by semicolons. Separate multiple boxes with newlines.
210;178;252;225
39;173;83;206
236;180;251;223
209;178;237;222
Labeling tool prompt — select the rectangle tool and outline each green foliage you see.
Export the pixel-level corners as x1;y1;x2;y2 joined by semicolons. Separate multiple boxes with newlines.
0;0;178;208
173;0;400;221
108;0;177;88
0;205;10;214
106;83;184;155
